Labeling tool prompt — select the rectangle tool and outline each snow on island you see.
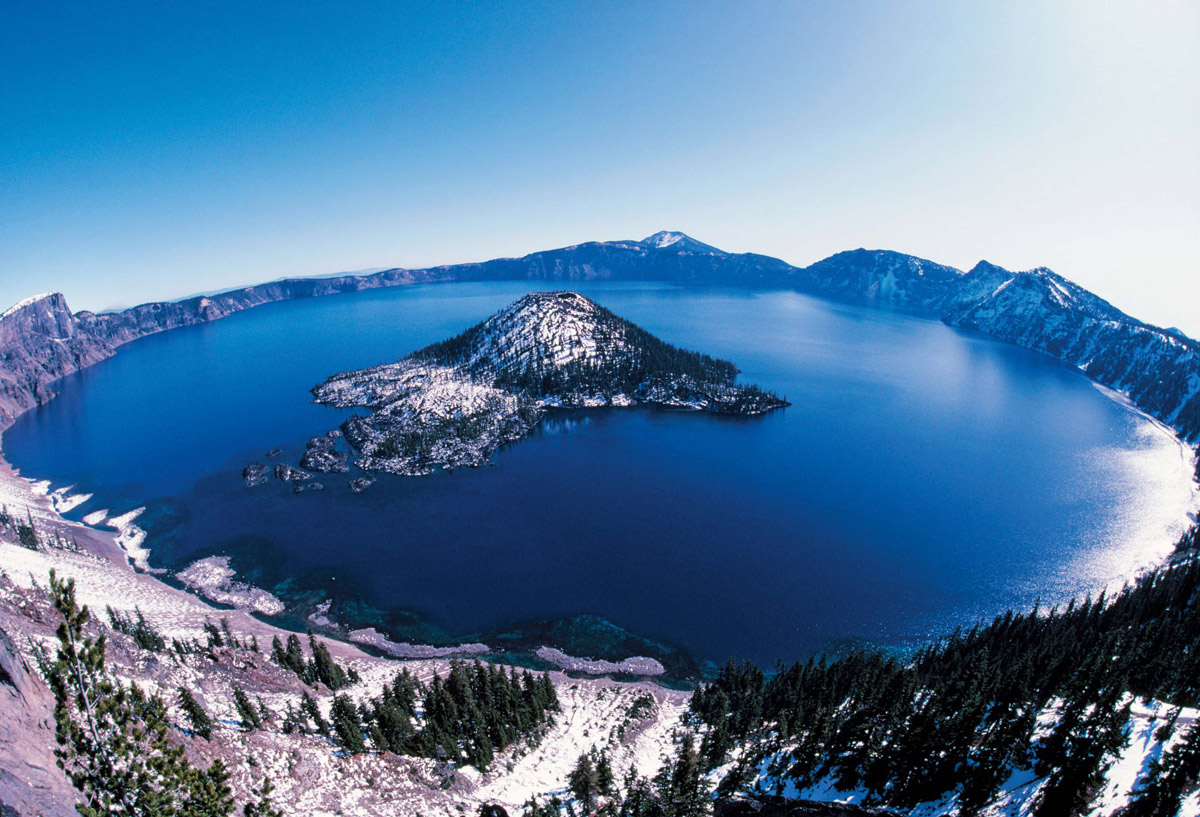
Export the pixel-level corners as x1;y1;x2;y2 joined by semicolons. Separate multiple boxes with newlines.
309;291;788;476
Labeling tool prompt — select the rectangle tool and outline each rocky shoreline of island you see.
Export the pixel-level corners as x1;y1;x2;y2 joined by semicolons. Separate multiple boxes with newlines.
301;291;788;476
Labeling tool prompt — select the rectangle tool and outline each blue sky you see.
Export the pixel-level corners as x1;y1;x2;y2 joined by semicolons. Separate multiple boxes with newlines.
3;1;1198;333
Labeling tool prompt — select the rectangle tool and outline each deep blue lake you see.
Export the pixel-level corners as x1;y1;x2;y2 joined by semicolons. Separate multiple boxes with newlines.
6;282;1197;668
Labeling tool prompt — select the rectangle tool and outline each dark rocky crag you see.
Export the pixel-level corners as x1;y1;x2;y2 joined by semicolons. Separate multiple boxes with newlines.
1;231;1198;447
311;291;789;475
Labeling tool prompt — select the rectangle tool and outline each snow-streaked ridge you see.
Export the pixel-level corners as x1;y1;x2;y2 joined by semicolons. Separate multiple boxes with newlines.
1;291;60;321
640;230;724;254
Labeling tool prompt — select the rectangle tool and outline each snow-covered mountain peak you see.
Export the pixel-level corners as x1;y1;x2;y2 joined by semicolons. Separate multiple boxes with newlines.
640;231;724;254
645;231;685;248
961;265;1132;324
464;291;621;377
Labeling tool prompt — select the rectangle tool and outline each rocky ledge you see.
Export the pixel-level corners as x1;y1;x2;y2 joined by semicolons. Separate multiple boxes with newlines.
309;292;788;475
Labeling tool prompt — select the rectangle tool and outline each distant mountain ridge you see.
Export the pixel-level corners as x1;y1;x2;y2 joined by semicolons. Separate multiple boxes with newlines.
2;232;1198;447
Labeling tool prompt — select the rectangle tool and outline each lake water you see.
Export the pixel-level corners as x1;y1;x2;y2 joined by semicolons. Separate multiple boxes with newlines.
6;281;1197;669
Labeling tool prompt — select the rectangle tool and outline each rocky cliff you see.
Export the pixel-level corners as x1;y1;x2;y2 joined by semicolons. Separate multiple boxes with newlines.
0;624;74;816
2;232;1198;447
0;275;442;429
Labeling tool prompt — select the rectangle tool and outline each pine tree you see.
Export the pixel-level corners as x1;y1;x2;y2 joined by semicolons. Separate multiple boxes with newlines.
45;570;237;816
522;796;566;817
270;636;287;667
1124;721;1200;817
657;734;705;817
569;752;600;810
203;620;224;649
281;702;306;736
330;694;366;754
177;688;214;740
219;619;239;650
958;703;1035;815
16;512;38;549
300;691;330;737
284;634;307;680
255;697;273;727
107;607;166;653
309;632;349;690
619;773;665;817
1033;693;1130;817
359;662;553;767
597;750;616;797
182;759;235;817
232;684;263;731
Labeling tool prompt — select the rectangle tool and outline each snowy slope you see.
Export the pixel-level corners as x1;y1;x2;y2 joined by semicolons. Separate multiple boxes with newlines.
719;697;1197;817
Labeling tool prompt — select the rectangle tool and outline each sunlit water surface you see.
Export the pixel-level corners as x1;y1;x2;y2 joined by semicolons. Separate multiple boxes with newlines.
7;282;1197;666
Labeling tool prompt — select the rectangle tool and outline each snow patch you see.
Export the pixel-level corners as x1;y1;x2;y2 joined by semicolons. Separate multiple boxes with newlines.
103;507;154;571
81;509;108;526
176;556;286;617
49;485;92;514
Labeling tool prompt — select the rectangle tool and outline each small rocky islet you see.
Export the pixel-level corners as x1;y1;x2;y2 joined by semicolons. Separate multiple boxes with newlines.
242;441;354;489
299;430;349;473
246;291;788;485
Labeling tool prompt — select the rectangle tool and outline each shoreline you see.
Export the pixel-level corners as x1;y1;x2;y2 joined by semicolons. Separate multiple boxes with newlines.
1090;378;1200;471
0;448;371;661
0;441;680;679
0;454;692;815
5;385;1198;682
1089;378;1200;534
1;281;1197;682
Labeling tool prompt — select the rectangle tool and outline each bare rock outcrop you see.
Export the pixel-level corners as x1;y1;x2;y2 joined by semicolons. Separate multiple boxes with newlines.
0;625;76;816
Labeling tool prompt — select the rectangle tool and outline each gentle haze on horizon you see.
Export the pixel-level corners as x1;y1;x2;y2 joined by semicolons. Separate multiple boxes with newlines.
3;1;1198;334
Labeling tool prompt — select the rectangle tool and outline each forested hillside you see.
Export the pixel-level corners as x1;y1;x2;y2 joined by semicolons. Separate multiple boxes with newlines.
682;526;1200;816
